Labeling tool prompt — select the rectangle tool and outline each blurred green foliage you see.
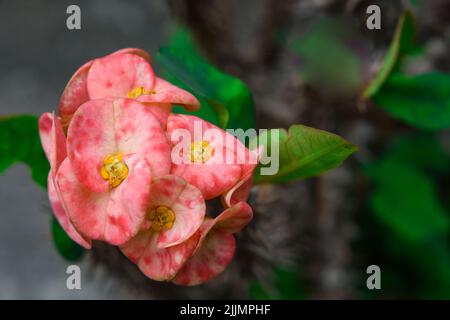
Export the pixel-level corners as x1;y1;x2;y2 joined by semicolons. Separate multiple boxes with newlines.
364;133;450;298
250;268;305;300
156;27;256;130
51;217;85;262
251;124;357;184
366;160;448;242
0;115;49;188
291;17;364;96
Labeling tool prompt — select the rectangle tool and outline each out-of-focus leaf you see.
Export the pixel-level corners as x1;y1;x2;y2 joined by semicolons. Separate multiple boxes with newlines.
51;218;84;262
251;125;357;184
373;72;450;130
363;11;415;98
155;30;256;130
382;232;450;299
0;115;49;188
366;159;449;243
291;17;364;96
384;133;449;174
250;268;304;300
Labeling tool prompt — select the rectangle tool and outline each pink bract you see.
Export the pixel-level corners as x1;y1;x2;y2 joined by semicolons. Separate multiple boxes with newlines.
57;154;152;245
38;47;257;286
66;98;171;192
38;112;91;249
172;202;253;286
59;48;199;128
167;114;256;200
121;175;206;281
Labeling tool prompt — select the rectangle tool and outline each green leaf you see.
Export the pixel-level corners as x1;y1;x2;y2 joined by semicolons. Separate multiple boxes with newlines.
51;218;85;261
362;11;415;98
366;159;449;243
155;34;256;130
373;72;450;130
252;124;357;184
0;115;49;188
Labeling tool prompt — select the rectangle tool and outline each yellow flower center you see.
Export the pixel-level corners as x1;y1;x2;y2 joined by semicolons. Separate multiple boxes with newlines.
189;141;214;163
149;206;176;231
127;86;156;99
100;153;129;188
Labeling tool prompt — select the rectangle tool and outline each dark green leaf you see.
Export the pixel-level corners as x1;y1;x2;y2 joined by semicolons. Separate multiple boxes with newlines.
51;218;85;261
0;115;49;188
252;124;357;184
366;159;449;243
362;11;415;98
373;72;450;130
156;34;255;130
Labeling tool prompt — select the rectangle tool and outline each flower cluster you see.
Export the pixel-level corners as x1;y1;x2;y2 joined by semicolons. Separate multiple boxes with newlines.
39;48;258;285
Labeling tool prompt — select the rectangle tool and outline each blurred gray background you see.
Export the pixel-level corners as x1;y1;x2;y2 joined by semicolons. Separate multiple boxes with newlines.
0;0;173;299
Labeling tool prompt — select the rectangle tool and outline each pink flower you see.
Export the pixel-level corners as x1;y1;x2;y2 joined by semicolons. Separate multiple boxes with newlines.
38;112;91;249
59;48;199;128
172;201;253;286
167;114;258;200
38;47;258;286
55;98;172;245
120;175;205;281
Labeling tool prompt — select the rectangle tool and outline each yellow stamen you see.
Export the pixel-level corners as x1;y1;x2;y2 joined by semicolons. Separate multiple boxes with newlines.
100;153;129;188
189;141;214;163
127;86;156;99
149;206;176;231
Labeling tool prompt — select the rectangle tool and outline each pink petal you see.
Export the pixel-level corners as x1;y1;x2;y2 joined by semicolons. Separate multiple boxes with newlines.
172;230;235;286
222;146;261;207
211;201;253;233
48;173;91;249
38;112;67;177
67;99;170;192
137;77;200;111
222;176;253;207
111;48;151;62
167;114;242;200
138;103;172;127
87;53;155;100
58;48;151;127
172;202;251;285
56;154;152;245
194;202;253;252
147;175;205;249
121;229;200;281
59;60;93;128
38;113;53;160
